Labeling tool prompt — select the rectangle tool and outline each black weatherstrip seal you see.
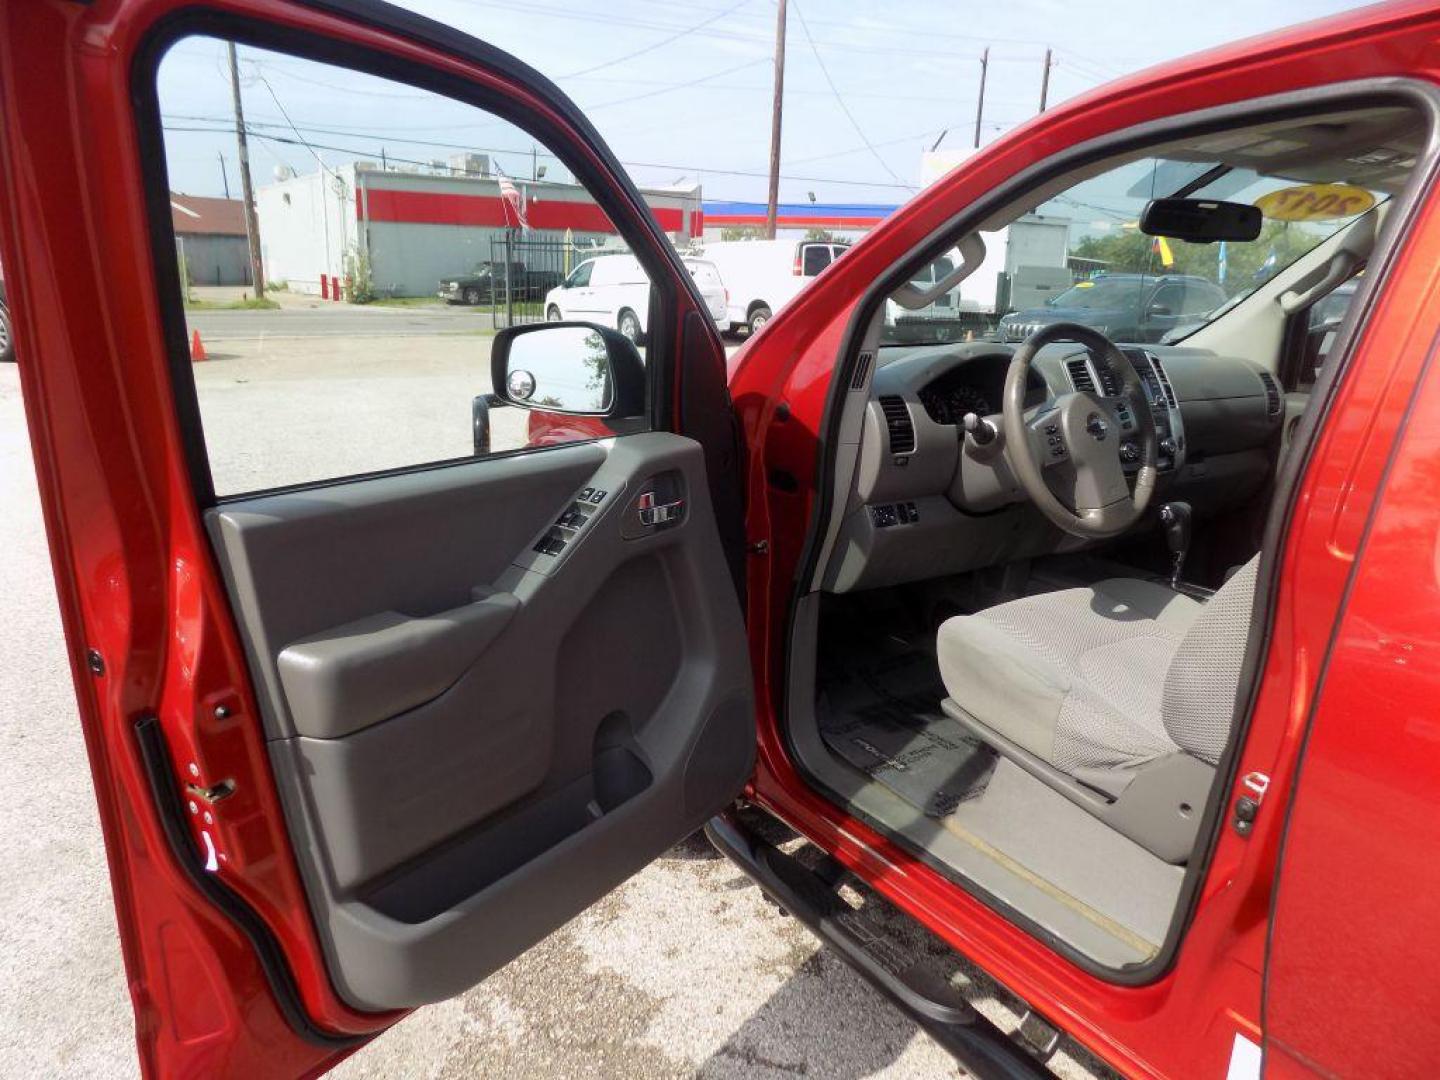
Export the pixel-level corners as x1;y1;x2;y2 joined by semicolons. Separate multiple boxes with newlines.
133;715;372;1049
783;77;1440;989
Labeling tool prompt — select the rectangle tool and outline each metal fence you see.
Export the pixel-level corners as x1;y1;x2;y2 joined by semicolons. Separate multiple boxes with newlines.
487;232;593;330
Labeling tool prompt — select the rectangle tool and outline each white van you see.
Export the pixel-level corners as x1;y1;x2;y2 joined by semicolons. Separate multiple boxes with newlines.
543;254;727;343
690;238;850;336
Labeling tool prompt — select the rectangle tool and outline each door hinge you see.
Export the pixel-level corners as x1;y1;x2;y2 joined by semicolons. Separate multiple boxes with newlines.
1231;771;1270;837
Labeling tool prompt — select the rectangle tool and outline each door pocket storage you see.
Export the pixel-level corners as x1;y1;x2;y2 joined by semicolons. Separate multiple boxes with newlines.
362;742;652;924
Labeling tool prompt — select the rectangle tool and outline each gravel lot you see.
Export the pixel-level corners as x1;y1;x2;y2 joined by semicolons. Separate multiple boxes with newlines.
0;315;1109;1079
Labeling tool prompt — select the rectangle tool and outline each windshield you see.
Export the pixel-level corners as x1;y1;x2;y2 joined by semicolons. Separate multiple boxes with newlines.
882;141;1398;347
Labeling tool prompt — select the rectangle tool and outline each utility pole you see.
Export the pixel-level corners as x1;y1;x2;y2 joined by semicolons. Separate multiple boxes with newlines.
228;41;265;298
973;47;989;149
764;0;787;239
1039;47;1054;112
218;152;231;198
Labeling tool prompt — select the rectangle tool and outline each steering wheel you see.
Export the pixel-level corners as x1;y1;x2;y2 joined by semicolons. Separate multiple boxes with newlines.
1002;322;1157;539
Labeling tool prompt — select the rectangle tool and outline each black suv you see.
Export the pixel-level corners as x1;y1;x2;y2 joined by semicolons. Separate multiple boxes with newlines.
998;273;1227;344
439;262;563;305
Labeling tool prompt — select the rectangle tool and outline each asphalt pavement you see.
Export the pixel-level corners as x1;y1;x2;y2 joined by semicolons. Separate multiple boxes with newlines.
0;321;1110;1079
187;302;493;339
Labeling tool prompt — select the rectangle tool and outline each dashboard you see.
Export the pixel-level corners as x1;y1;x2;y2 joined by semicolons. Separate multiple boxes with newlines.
822;340;1285;593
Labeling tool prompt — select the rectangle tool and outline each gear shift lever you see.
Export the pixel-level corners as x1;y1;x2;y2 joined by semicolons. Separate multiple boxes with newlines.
1158;501;1192;589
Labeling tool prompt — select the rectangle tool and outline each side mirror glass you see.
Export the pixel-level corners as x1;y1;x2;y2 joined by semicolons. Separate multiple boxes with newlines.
491;322;645;417
1147;303;1173;317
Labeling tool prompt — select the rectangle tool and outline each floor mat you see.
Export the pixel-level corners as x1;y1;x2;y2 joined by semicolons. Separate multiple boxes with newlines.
817;644;997;819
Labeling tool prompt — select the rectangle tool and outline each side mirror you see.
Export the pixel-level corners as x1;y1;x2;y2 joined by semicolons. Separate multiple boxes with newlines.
472;393;505;456
492;322;645;418
1147;303;1173;317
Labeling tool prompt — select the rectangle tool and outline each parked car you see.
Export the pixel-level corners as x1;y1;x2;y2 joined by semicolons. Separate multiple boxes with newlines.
439;261;561;305
543;253;727;342
997;272;1228;343
11;4;1440;1080
0;274;11;363
691;237;849;336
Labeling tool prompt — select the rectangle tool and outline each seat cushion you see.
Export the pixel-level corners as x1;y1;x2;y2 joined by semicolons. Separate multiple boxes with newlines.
937;578;1203;772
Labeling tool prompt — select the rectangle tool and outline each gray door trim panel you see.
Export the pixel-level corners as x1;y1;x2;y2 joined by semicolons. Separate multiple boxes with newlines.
208;441;609;742
207;433;755;1010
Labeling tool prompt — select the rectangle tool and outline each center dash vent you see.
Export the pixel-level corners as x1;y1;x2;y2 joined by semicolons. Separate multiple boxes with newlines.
1150;355;1179;409
879;395;916;454
1258;371;1282;416
850;350;874;390
1066;358;1097;393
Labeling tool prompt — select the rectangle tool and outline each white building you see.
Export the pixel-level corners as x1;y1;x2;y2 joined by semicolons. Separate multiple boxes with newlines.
255;157;703;298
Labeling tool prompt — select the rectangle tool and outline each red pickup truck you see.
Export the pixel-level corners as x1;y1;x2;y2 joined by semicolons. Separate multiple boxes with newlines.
4;1;1440;1078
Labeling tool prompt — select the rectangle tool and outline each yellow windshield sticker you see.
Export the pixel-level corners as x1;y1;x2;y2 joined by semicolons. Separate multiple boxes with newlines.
1255;184;1375;222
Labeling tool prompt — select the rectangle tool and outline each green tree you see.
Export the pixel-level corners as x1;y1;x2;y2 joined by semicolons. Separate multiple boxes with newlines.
1070;219;1328;297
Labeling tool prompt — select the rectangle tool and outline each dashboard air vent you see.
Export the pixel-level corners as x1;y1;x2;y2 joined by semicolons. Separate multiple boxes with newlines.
1066;358;1097;394
1258;371;1282;416
1150;355;1179;409
850;350;874;390
879;396;916;454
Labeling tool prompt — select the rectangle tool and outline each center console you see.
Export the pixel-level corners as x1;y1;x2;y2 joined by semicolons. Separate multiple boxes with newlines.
1120;348;1187;474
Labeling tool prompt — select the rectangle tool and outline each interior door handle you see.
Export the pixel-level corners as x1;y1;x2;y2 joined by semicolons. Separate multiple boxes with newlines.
636;490;684;527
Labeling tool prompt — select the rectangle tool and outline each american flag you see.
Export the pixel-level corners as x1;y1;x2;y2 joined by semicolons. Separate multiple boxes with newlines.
495;166;529;231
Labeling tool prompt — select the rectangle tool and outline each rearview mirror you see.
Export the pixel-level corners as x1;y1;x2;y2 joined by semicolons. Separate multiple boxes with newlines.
1139;198;1262;244
491;322;645;417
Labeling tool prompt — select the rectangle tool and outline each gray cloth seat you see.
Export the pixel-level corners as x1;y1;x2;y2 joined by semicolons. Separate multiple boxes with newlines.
937;558;1260;778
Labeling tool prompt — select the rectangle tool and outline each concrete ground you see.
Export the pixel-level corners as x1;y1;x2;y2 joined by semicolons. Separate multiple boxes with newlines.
0;310;1111;1079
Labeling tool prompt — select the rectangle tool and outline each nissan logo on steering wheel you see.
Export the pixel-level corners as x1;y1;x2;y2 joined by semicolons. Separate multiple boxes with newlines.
1086;413;1109;442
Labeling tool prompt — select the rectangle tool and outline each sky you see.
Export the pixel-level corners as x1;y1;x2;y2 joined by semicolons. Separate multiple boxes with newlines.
158;0;1376;208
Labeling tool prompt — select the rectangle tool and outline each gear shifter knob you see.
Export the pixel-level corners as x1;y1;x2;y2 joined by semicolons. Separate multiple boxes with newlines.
1158;501;1192;588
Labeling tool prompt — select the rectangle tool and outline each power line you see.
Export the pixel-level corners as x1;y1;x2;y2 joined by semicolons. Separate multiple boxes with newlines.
161;122;919;191
790;0;915;193
562;0;754;79
166;109;1027;185
586;57;770;110
452;0;1126;60
411;0;1116;70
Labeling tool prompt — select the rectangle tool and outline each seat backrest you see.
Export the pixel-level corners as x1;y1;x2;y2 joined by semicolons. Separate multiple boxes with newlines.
1161;555;1261;765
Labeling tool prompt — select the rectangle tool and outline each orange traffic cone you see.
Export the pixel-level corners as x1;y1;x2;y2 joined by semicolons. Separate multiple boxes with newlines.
190;329;207;363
